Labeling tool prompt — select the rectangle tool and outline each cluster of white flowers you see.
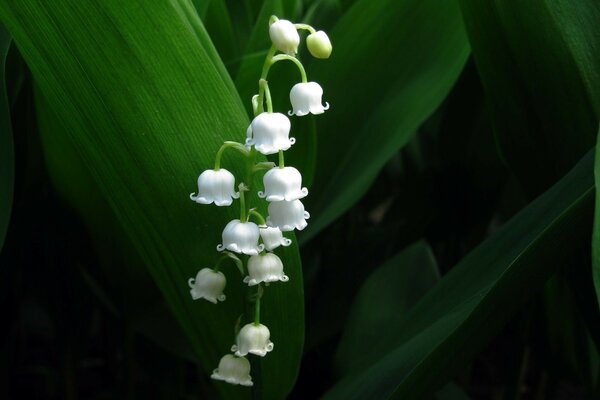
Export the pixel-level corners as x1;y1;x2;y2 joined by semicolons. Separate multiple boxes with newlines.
188;16;331;387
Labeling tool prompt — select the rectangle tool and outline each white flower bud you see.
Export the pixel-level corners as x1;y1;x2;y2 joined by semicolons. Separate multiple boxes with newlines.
259;225;292;251
306;30;332;59
288;82;329;117
246;112;295;155
267;199;310;232
269;19;300;55
217;219;265;255
231;323;274;357
188;268;226;304
190;169;239;206
244;253;289;286
211;354;253;386
259;166;308;202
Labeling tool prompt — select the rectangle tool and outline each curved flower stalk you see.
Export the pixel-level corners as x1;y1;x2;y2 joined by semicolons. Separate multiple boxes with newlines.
186;15;331;387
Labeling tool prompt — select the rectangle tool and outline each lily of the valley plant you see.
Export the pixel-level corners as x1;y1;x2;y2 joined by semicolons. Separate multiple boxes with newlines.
187;16;331;387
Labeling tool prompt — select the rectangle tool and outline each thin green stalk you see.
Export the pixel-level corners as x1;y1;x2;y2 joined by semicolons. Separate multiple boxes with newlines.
214;141;248;170
239;185;247;221
294;23;316;34
254;288;261;325
248;209;267;225
278;149;285;168
271;54;307;82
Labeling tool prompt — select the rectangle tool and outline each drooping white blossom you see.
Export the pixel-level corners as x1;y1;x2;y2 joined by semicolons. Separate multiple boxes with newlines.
190;169;239;206
306;30;332;59
244;253;289;286
259;166;308;202
217;219;264;255
211;354;253;386
288;82;329;117
267;199;310;232
231;323;274;357
269;19;300;55
259;225;292;251
188;268;226;304
246;112;295;155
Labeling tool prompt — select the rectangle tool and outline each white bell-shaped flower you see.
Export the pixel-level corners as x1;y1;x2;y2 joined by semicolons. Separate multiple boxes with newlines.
190;169;239;206
307;30;332;59
211;354;253;387
217;219;265;255
231;323;274;357
288;82;329;117
244;253;289;286
267;199;310;232
259;225;292;251
188;268;226;304
269;19;300;55
259;166;308;202
245;112;295;155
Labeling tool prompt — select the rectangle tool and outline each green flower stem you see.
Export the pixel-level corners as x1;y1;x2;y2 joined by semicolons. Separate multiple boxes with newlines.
248;209;267;225
256;45;277;115
239;183;248;221
260;79;273;113
214;251;244;275
294;23;316;34
271;54;307;83
214;141;249;170
279;149;285;168
254;285;262;325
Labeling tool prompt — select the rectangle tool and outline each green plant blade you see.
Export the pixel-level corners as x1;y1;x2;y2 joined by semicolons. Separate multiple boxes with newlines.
335;240;440;376
458;0;600;197
0;1;303;398
324;149;595;399
301;0;470;242
0;24;13;251
593;127;600;313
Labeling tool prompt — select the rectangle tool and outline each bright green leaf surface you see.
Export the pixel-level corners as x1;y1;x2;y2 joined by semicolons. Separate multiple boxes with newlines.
301;0;470;242
324;149;595;399
0;1;303;398
335;240;440;376
0;25;13;251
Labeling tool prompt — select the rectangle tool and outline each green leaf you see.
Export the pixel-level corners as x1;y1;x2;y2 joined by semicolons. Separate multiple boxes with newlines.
593;126;600;319
323;149;595;399
301;0;470;241
335;240;440;376
0;24;13;251
458;0;600;196
0;1;303;398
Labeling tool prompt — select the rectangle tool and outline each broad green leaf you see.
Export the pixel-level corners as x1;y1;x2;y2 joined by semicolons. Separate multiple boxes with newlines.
459;0;600;197
203;0;239;65
0;1;303;398
0;25;13;251
335;240;440;376
301;0;470;242
324;149;595;399
593;126;600;317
